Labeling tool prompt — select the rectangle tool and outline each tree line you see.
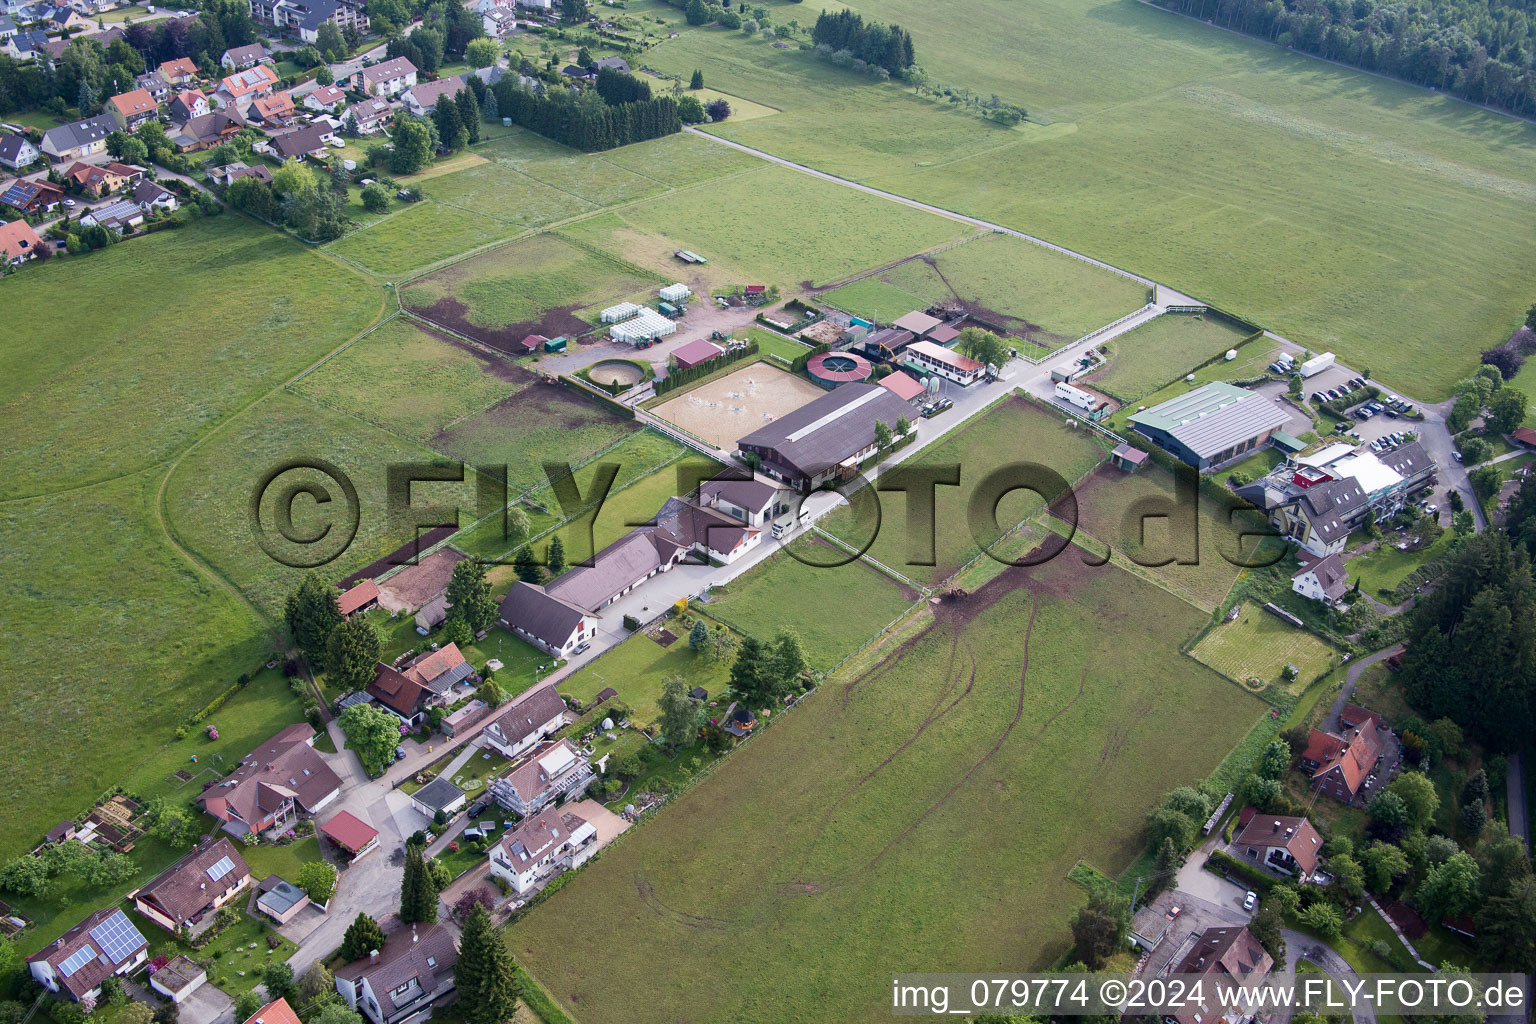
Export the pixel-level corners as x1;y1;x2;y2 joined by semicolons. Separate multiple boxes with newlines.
810;9;916;75
1155;0;1536;117
491;73;680;152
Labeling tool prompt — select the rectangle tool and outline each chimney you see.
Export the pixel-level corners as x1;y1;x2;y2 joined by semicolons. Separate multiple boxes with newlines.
1285;827;1294;838
369;949;380;964
411;926;418;944
1272;820;1280;833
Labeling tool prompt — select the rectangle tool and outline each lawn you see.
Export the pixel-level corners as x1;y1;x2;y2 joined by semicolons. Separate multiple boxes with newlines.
554;615;739;729
743;326;812;364
242;836;326;881
508;551;1263;1024
704;541;921;671
0;216;382;497
1087;312;1259;401
431;130;667;210
162;390;481;620
821;394;1108;586
640;9;1536;398
1191;607;1339;696
400;233;660;352
291;315;532;443
122;904;301;996
1348;531;1456;597
820;232;1148;347
584;163;972;287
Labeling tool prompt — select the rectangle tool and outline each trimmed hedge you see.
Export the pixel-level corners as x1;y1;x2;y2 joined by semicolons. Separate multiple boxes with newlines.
653;341;760;396
1205;848;1279;892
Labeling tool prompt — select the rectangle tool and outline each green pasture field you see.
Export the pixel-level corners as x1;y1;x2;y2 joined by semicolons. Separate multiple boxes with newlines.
8;669;306;948
1191;607;1338;694
743;326;812;363
705;540;922;670
558;211;762;294
292;316;529;443
0;217;381;497
822;395;1107;585
400;233;660;349
1059;463;1281;612
598;131;764;188
642;11;1536;398
429;384;641;495
509;551;1263;1023
820;233;1147;345
585;163;972;287
555;616;739;728
162;390;478;620
1088;312;1258;401
439;130;668;208
324;201;518;279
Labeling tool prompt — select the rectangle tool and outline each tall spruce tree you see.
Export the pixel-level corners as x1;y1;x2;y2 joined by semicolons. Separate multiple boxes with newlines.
445;559;495;632
340;913;386;961
325;615;381;691
456;87;481;144
286;571;343;664
546;535;567;576
513;545;542;584
454;902;520;1024
399;844;438;924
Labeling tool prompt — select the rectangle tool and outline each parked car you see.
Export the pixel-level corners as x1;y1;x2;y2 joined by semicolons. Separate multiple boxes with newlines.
466;799;489;818
1452;451;1463;462
1358;408;1373;419
394;745;406;761
1422;503;1438;514
1312;393;1326;403
573;641;591;655
1243;891;1257;911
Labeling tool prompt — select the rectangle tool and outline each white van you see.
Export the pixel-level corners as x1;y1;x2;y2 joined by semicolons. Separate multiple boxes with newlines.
771;520;788;539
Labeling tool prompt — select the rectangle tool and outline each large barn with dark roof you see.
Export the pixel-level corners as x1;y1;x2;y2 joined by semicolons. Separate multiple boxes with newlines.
737;383;913;491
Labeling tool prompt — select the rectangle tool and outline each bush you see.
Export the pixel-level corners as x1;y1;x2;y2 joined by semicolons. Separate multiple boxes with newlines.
359;183;389;213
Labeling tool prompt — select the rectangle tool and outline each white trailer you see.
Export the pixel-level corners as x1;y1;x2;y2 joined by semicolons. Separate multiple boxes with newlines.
1298;352;1336;378
1055;381;1098;413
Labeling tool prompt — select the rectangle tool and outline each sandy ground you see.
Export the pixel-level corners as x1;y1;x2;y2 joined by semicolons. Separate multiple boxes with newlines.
650;361;825;449
378;548;465;613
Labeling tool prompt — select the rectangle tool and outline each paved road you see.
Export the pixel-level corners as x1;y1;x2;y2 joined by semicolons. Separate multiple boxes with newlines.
1509;750;1529;846
1326;644;1405;729
1279;929;1378;1024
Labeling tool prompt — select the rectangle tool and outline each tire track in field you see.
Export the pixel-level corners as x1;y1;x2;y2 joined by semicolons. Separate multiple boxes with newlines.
1037;661;1088;737
633;874;743;931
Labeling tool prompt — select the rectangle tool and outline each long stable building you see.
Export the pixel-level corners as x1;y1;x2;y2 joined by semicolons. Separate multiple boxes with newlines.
737;383;913;491
1128;381;1289;471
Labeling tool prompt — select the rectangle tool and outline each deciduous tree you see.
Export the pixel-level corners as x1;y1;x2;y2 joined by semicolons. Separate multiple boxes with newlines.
657;674;698;749
339;703;400;776
1069;889;1128;969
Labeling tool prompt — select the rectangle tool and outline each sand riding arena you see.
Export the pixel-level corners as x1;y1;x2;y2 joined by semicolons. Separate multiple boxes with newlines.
651;361;825;449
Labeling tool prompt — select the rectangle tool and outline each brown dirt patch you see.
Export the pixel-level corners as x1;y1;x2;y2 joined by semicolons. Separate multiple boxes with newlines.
338;526;457;589
378;548;466;612
409;294;596;355
653;628;678;648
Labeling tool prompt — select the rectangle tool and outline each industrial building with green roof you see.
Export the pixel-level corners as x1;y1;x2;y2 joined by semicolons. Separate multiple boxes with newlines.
1128;381;1291;471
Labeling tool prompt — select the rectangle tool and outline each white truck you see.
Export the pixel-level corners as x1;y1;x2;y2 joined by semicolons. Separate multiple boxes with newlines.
1055;380;1098;413
1298;352;1336;378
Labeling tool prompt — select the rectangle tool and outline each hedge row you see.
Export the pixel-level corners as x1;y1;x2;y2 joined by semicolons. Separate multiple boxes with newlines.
789;341;831;374
1316;384;1380;419
653;341;760;396
1205;848;1280;892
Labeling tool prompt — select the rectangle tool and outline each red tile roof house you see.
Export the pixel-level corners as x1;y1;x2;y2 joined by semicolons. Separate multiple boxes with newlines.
1231;813;1324;881
1164;926;1274;1024
62;160;141;196
28;908;149;1002
487;737;593;816
0;219;45;266
334;917;459;1024
251;90;297;126
243;997;302;1024
480;683;568;760
200;723;342;839
1299;706;1383;804
487;806;597;895
107;88;160;130
157;57;200;85
337;578;380;618
129;838;253;934
321;809;380;862
367;642;474;726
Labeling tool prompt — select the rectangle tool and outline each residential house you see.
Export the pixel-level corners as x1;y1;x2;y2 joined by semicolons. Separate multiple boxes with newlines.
1163;926;1273;1024
132;178;178;214
497;582;590;656
0;14;16;40
1;176;63;213
1232;813;1324;880
158;56;199;85
304;83;346;112
170;109;244;151
481;6;515;35
0;131;41;170
27;908;149;1002
366;642;473;726
241;998;301;1024
207;161;272;186
593;55;629;73
4;28;48;60
738;382;917;491
251;89;296;126
486;806;596;895
1300;707;1384;804
250;0;367;43
199;722;342;839
334;918;459;1024
1238;440;1438;556
42;5;88;30
135;70;175;102
1128;381;1290;472
352;56;416;98
216;64;280;112
480;684;568;759
0;218;44;264
487;738;593;815
698;476;783;528
106;88;160;130
221;42;269;70
410;777;466;821
269;122;331;162
1292;552;1351;607
79;198;145;233
341;96;392;133
130;838;253;933
63;159;140;196
39;113;116;161
337;578;379;618
401;74;466;118
169;88;210;121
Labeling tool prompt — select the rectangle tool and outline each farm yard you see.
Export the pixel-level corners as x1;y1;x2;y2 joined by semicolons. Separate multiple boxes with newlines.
819;233;1148;347
400;233;660;353
1087;311;1259;402
507;552;1263;1023
1191;608;1339;698
645;4;1536;397
651;361;826;449
821;395;1108;586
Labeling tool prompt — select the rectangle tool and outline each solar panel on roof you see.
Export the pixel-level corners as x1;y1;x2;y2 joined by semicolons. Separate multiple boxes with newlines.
206;856;235;882
88;910;145;965
58;946;96;978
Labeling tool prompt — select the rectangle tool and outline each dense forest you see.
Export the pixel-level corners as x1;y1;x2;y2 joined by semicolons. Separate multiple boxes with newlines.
491;73;679;151
1157;0;1536;116
810;10;916;75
